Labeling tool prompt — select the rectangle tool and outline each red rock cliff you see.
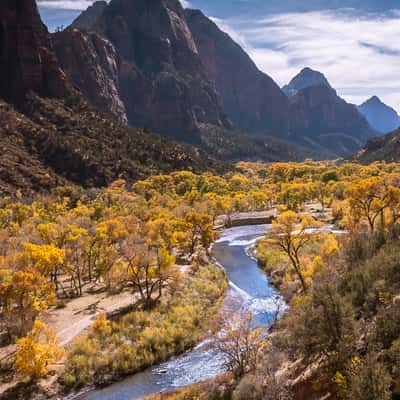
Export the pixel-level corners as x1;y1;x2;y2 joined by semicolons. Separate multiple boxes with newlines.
0;0;68;105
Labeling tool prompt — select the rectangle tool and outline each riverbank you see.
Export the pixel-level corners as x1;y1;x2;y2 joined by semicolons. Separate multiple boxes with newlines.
63;263;228;396
147;220;344;400
0;262;228;400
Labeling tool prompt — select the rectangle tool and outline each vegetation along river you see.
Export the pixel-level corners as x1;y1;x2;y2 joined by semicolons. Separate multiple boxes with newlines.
78;224;286;400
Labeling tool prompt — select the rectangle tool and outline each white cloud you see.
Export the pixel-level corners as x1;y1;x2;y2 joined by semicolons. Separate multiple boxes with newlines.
211;9;400;112
38;0;100;10
39;0;191;11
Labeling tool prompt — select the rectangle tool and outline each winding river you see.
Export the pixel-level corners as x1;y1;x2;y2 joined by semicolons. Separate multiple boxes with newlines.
78;224;285;400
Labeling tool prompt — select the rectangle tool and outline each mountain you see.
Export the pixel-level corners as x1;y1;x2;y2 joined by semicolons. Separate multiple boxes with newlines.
0;0;229;194
53;0;232;143
282;67;332;97
185;9;289;136
352;128;400;164
284;68;378;158
358;96;400;134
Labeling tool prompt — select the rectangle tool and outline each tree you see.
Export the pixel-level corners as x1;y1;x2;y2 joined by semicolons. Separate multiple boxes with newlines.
267;211;321;293
0;268;55;338
216;313;265;377
280;275;355;371
23;242;65;291
185;212;215;256
121;232;176;308
345;177;395;234
311;181;332;211
14;320;64;380
346;352;391;400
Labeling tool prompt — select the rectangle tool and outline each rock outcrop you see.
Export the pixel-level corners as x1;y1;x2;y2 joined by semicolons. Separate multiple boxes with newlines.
53;28;128;124
0;0;69;105
358;96;400;134
185;9;290;136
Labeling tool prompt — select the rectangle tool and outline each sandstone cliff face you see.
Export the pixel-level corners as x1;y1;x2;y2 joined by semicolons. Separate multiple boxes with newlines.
52;28;128;124
58;0;231;141
185;9;290;136
0;0;68;105
98;0;231;140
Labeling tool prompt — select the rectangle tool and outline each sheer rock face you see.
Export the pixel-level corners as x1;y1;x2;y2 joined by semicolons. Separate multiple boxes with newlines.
58;0;231;141
0;0;68;105
53;28;128;124
185;9;290;137
288;85;377;157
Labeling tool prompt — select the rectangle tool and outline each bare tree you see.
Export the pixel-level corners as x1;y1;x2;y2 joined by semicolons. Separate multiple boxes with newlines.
215;313;265;377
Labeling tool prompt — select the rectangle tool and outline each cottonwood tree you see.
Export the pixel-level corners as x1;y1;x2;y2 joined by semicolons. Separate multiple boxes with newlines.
0;268;55;338
15;320;64;380
345;177;397;234
121;232;176;308
267;211;322;293
185;212;215;256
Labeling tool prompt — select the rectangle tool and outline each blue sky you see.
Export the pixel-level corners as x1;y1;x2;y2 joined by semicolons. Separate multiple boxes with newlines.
39;0;400;112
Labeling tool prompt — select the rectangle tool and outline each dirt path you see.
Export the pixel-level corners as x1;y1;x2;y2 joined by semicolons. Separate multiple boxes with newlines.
0;290;136;371
42;290;136;347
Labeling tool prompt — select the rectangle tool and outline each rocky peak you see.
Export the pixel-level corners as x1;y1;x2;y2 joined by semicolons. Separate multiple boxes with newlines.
95;0;199;75
0;0;69;105
71;1;108;30
362;95;384;106
283;67;332;97
358;96;400;133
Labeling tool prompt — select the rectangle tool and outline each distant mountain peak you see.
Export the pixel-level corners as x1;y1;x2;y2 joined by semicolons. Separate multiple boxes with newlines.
358;96;400;134
283;67;332;97
362;95;383;105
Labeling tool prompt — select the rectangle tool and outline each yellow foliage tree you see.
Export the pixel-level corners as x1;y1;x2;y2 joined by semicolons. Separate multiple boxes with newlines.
267;211;322;292
15;320;64;380
0;268;55;337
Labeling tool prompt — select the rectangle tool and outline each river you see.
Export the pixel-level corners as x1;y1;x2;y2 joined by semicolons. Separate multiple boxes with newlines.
78;224;285;400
